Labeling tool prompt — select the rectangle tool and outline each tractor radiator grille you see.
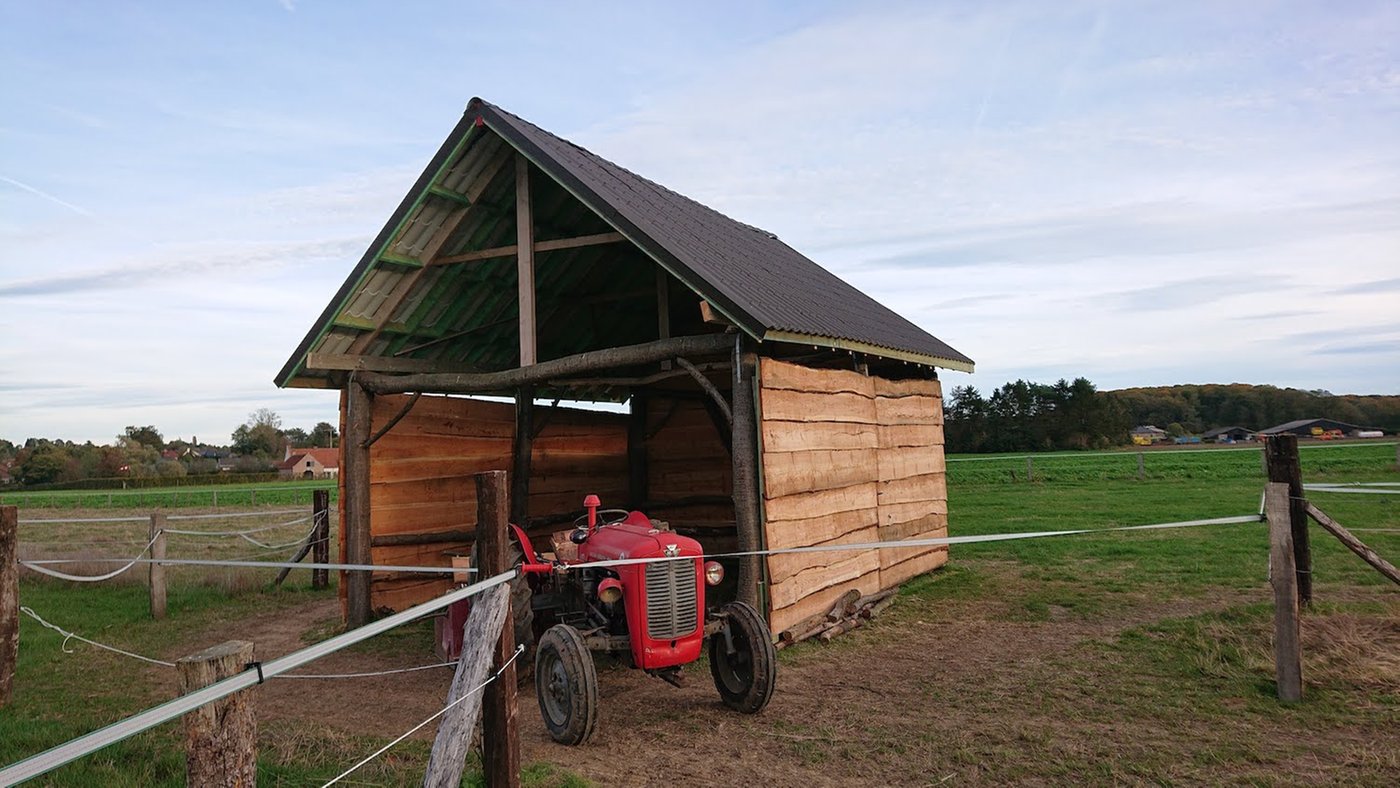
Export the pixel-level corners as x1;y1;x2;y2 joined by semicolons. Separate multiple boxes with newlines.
645;560;698;640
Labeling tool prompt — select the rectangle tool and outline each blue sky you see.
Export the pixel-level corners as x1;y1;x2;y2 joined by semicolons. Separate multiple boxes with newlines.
2;1;1397;444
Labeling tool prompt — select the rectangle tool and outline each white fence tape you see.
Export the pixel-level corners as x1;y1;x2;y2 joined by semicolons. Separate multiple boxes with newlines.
0;569;517;786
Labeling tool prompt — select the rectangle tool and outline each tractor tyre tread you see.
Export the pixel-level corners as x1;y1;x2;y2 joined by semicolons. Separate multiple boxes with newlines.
709;600;777;714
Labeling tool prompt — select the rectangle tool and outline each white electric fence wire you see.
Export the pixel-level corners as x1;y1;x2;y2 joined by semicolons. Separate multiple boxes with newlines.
279;661;460;680
0;569;518;786
1304;483;1400;495
162;514;313;538
19;509;304;525
944;441;1397;462
19;513;1263;580
19;607;176;667
19;533;162;582
321;644;526;788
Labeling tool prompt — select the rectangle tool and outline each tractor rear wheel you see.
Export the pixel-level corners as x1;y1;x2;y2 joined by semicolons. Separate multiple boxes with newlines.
535;624;599;745
470;538;536;667
708;601;776;714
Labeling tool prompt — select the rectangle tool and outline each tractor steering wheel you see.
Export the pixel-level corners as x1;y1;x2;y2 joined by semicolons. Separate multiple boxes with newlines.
574;508;630;529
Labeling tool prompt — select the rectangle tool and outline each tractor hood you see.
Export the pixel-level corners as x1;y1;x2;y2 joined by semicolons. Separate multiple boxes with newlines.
579;513;704;564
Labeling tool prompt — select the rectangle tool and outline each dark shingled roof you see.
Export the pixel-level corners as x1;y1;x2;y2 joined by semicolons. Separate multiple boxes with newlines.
475;99;971;369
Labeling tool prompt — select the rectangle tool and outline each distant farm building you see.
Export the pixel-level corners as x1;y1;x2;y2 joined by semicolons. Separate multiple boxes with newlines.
278;447;340;479
275;97;973;632
1202;426;1254;443
1258;418;1380;439
1130;425;1168;445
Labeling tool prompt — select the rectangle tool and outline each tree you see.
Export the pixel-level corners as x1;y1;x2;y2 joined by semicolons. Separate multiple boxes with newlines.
122;425;165;451
283;428;310;448
18;445;74;485
309;421;338;448
231;409;286;459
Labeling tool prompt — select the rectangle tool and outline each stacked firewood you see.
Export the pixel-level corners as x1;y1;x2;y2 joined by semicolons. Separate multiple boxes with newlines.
775;588;898;649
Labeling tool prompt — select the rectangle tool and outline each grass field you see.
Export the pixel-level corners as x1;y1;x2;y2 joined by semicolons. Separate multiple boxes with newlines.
0;479;337;510
2;441;1396;784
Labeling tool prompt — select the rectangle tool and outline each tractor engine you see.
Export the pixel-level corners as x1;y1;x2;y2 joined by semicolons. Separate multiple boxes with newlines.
574;510;707;670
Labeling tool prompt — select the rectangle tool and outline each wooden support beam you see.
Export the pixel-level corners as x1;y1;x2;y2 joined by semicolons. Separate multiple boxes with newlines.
1265;482;1303;702
149;514;167;620
516;153;537;367
357;333;734;395
1305;502;1400;586
363;391;422;449
511;387;534;524
657;268;672;372
306;353;476;375
476;470;522;787
699;300;731;326
371;529;474;548
0;506;16;708
344;381;374;628
730;336;761;609
1265;435;1311;606
430;232;625;266
675;357;731;427
628;390;649;509
549;360;733;389
177;640;257;786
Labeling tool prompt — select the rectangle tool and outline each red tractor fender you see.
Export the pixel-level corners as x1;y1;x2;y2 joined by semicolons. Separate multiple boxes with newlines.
508;522;555;575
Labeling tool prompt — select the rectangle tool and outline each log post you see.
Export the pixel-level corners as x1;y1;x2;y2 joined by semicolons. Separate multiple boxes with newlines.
1;506;17;708
1265;434;1311;606
1265;482;1303;702
510;387;534;525
627;390;649;509
345;380;374;628
476;471;520;787
149;513;167;620
731;337;761;609
177;640;256;786
422;583;509;788
312;489;330;590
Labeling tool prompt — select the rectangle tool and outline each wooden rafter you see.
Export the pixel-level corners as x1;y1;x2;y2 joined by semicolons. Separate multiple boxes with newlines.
305;353;479;374
431;231;624;266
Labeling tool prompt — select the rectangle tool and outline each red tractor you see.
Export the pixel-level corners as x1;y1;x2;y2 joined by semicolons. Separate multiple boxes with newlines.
478;494;776;744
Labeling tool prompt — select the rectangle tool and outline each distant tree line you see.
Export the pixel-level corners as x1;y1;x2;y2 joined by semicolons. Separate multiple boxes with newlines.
944;378;1130;453
945;380;1400;454
1108;384;1400;436
0;410;338;487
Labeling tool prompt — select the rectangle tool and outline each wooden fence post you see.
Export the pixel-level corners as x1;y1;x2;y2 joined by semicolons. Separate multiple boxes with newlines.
1026;457;1034;483
1264;482;1303;702
1;506;17;708
1265;435;1311;606
423;583;509;787
476;471;520;787
177;640;256;786
312;489;330;590
149;513;167;620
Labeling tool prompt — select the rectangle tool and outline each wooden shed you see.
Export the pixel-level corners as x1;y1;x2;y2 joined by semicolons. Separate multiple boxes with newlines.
275;98;974;634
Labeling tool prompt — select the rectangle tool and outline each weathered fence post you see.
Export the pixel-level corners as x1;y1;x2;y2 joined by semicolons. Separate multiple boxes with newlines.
423;583;509;788
177;640;256;786
1137;452;1145;480
477;471;521;787
1264;482;1303;702
312;489;330;590
1264;435;1311;606
149;513;167;620
1;506;17;708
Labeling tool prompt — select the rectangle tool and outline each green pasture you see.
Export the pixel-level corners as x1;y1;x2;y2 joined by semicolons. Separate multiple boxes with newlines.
0;479;338;510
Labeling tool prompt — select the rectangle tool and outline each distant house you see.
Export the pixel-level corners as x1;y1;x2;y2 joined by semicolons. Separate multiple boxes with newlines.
278;447;340;480
1202;426;1254;443
1258;418;1379;439
1130;425;1169;446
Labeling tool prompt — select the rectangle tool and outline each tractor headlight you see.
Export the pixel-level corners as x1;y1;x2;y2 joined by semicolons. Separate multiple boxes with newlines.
597;577;623;604
704;560;724;586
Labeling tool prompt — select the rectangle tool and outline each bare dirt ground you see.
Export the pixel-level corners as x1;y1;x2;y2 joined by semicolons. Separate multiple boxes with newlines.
154;572;1398;787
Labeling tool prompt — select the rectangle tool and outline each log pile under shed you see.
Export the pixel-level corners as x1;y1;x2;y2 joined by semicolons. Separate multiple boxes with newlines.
775;588;899;649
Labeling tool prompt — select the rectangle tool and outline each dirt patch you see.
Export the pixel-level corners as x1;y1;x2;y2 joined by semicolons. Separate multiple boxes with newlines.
160;573;1398;786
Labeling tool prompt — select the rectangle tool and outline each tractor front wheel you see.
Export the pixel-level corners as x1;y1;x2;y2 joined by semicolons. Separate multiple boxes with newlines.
708;601;777;714
535;624;599;745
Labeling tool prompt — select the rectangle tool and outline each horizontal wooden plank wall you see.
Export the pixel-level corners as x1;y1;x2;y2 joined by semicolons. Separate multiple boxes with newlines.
361;393;627;612
759;359;947;634
646;397;734;551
